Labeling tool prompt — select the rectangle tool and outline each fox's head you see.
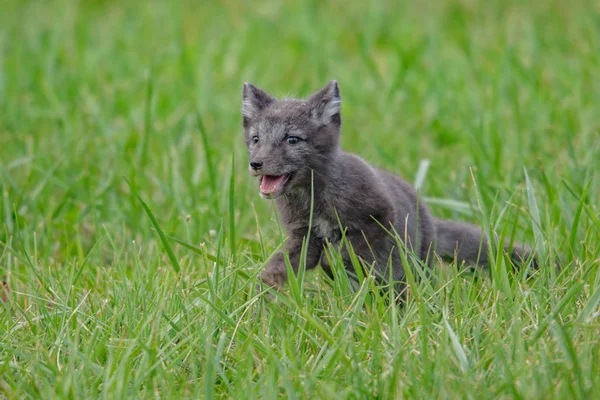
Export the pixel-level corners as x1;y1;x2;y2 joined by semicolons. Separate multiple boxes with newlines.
241;81;342;199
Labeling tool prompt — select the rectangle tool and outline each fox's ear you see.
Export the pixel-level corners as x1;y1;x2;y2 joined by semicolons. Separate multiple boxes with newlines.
242;83;276;127
308;80;341;126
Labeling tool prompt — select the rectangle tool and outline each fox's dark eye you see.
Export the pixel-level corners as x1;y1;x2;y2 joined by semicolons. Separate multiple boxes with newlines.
286;136;300;144
252;136;259;143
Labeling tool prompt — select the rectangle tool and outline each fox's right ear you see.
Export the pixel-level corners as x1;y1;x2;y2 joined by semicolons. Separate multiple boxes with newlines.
307;80;341;126
242;83;276;127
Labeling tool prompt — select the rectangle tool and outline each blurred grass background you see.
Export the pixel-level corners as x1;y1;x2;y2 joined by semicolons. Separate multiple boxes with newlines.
0;0;599;398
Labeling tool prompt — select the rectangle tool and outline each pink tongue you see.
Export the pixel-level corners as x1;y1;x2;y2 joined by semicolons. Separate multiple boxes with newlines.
261;175;287;194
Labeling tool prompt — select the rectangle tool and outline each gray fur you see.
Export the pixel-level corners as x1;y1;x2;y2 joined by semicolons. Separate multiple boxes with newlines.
242;81;537;299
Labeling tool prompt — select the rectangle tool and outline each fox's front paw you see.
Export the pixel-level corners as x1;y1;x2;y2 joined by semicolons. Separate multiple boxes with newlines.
259;267;287;289
255;269;286;301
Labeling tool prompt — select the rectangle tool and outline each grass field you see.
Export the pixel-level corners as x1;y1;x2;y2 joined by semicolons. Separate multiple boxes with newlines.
1;0;599;398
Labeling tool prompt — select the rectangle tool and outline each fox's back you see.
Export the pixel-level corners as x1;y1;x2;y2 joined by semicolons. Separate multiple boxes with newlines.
340;152;436;259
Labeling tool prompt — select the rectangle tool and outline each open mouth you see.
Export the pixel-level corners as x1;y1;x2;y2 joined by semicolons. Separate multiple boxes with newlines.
259;174;291;198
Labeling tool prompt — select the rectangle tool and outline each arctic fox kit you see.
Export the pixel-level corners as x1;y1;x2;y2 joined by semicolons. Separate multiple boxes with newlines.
242;80;536;297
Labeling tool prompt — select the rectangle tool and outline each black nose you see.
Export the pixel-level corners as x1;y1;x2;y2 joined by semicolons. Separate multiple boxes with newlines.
250;161;263;170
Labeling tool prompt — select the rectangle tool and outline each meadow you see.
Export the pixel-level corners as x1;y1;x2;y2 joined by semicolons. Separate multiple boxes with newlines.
1;0;599;398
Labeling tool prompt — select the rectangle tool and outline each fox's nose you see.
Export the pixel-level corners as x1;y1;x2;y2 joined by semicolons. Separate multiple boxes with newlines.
250;161;263;170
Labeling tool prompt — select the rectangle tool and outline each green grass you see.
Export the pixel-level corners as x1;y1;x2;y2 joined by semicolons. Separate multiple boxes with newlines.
1;0;599;398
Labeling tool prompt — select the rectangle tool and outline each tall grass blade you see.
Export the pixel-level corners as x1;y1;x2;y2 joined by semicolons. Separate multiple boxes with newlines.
524;168;546;260
128;180;181;273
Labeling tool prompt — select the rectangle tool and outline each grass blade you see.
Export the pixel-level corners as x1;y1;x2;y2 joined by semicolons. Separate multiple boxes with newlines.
444;315;469;374
195;109;217;195
414;159;430;191
127;180;181;273
524;168;546;260
165;234;217;262
229;154;236;260
579;284;600;323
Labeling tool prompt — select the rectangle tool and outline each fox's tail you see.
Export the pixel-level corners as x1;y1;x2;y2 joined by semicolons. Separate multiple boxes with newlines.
433;218;537;269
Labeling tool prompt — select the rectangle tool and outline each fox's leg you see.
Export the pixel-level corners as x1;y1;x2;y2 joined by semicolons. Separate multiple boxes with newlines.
259;229;323;289
321;225;409;297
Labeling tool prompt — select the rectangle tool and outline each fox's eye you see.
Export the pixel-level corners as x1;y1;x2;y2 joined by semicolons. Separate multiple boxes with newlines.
251;136;259;143
286;136;300;144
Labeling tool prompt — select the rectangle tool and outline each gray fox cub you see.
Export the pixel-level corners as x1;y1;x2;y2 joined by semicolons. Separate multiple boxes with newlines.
242;80;536;297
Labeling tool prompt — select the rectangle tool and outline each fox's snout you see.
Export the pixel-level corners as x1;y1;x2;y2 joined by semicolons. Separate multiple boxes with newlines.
249;160;263;170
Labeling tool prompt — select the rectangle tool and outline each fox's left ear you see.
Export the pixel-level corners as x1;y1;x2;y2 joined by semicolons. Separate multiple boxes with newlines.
308;80;341;126
242;83;276;128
